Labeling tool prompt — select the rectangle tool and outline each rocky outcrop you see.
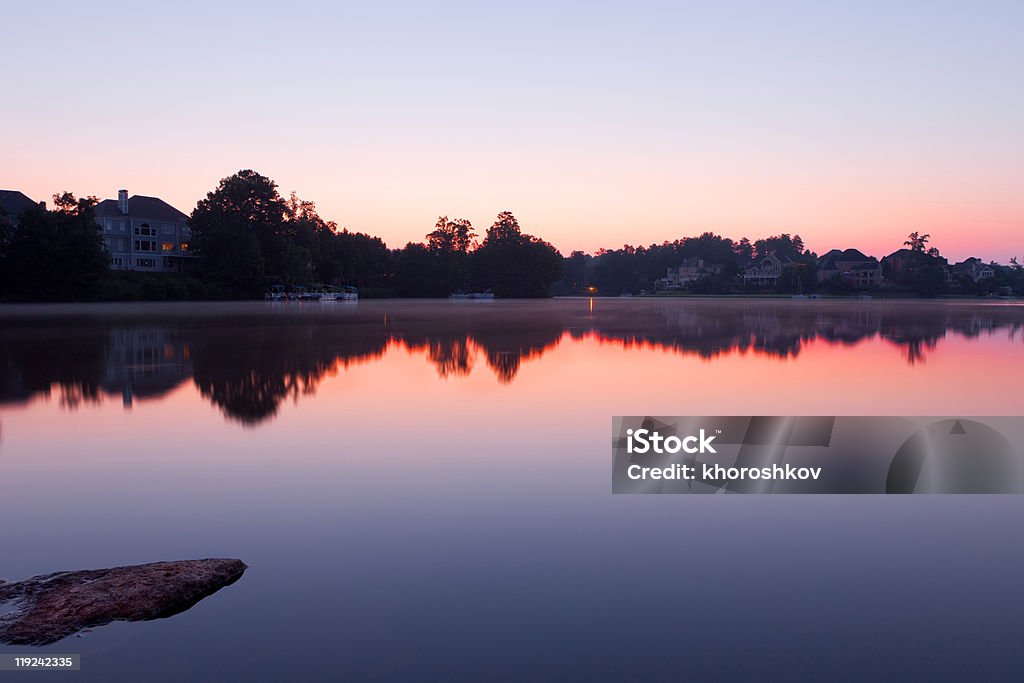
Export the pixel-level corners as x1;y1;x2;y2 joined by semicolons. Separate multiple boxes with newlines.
0;558;246;645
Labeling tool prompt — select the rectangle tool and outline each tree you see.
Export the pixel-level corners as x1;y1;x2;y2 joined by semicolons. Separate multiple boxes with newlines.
754;234;805;261
427;216;475;254
426;216;475;293
324;229;392;288
470;211;563;297
189;170;290;295
561;250;589;294
394;242;446;297
734;237;754;264
0;193;108;301
681;232;738;264
904;231;931;252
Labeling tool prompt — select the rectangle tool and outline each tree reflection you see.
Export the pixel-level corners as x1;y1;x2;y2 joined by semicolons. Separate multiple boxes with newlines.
1;301;1022;425
190;324;388;424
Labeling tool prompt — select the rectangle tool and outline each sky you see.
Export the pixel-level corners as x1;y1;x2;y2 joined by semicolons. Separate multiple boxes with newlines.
2;1;1022;262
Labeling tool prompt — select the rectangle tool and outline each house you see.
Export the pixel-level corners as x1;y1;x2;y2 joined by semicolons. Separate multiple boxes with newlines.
816;248;882;287
743;252;792;286
0;189;41;229
880;248;917;276
656;257;722;289
882;248;952;283
94;190;196;272
952;258;996;282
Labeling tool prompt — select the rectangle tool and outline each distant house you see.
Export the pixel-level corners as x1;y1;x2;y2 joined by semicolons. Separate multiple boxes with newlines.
953;257;995;282
743;252;792;286
94;190;197;272
0;189;40;229
880;248;917;276
656;257;722;289
882;248;952;283
816;248;882;287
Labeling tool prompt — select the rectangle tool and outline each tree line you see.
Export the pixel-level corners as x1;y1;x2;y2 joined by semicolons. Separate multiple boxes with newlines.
0;170;564;301
2;169;1022;301
560;231;1024;297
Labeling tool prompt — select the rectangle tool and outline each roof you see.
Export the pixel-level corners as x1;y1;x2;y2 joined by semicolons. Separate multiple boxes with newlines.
817;249;842;263
819;248;878;270
838;248;871;262
953;258;992;272
0;190;38;218
94;194;188;222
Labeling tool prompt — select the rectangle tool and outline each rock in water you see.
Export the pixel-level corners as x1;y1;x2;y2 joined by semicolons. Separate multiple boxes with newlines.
0;558;246;645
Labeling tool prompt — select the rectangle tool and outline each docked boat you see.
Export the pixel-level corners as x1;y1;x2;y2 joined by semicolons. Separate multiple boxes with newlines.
265;284;287;301
304;285;357;301
449;291;494;300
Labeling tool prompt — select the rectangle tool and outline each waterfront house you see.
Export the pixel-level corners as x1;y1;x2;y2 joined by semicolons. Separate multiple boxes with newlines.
882;248;952;283
816;248;882;287
952;258;996;282
94;190;197;272
743;252;791;286
0;189;40;229
656;257;722;289
880;248;917;276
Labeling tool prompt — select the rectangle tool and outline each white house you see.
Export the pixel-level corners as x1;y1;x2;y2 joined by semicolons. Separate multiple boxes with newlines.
743;253;791;286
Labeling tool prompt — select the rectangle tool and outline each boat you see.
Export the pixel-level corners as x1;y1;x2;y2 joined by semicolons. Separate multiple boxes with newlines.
338;286;358;302
264;284;287;301
449;290;494;300
311;285;339;301
288;286;307;301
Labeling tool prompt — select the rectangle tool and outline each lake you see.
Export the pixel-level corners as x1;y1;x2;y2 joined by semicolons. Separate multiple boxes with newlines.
1;298;1022;681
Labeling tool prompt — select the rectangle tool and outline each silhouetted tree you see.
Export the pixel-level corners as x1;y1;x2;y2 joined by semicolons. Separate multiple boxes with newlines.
427;216;475;293
189;170;288;295
561;250;589;293
734;237;754;264
754;233;806;261
0;193;108;301
470;212;563;297
394;242;446;297
904;231;931;252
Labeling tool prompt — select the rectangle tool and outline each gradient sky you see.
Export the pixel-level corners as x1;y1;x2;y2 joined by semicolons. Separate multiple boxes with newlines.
2;1;1022;262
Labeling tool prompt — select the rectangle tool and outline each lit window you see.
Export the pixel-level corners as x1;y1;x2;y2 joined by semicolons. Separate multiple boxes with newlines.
162;242;175;252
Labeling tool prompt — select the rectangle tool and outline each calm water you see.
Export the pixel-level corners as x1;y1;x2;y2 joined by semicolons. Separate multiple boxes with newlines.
1;299;1023;681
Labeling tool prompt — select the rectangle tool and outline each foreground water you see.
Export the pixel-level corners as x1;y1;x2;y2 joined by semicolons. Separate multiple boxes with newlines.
1;299;1022;681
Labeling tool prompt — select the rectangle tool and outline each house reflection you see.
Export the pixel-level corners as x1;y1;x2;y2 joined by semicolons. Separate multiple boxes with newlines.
1;301;1021;425
103;328;192;407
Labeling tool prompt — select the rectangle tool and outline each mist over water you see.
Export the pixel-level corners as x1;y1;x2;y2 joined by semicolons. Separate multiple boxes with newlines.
1;299;1022;681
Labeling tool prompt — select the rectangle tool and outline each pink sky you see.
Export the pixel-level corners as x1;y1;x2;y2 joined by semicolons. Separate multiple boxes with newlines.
7;155;1020;264
3;2;1022;263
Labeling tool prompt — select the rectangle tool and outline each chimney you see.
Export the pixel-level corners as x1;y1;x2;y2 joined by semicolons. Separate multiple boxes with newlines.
118;189;129;214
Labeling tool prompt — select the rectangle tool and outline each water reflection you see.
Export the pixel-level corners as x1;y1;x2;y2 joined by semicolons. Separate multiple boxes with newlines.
1;300;1021;424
